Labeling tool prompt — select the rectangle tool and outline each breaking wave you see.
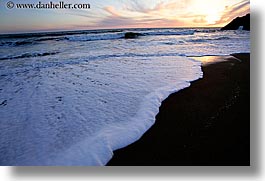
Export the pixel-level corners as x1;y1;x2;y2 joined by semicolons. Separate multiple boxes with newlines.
0;51;59;60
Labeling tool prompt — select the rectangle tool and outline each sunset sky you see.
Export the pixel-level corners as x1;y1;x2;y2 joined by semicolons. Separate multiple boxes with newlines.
0;0;250;34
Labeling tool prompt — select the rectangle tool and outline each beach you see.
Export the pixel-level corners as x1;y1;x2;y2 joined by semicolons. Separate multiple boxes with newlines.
108;53;250;166
0;28;250;165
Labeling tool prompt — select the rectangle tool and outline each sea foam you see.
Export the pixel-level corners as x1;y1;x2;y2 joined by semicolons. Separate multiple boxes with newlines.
0;56;202;165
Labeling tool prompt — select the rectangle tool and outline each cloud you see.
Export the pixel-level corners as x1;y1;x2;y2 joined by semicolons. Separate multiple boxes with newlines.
95;16;184;29
125;0;190;14
214;0;250;26
104;6;122;17
231;0;250;12
193;16;207;24
93;6;184;29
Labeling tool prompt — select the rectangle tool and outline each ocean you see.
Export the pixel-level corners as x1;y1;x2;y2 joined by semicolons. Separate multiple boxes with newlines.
0;28;250;165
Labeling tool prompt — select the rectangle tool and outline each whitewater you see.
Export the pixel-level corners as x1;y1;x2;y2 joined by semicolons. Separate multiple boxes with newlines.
0;28;250;165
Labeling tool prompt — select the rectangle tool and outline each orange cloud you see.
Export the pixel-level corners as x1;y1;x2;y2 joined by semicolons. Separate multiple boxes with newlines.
214;0;250;26
103;6;122;17
100;4;187;29
193;16;207;24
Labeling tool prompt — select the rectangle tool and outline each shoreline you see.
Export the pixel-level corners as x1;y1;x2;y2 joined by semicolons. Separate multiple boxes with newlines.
107;53;250;166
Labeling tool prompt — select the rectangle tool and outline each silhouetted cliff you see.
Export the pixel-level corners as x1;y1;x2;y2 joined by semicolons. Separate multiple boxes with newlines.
221;14;250;31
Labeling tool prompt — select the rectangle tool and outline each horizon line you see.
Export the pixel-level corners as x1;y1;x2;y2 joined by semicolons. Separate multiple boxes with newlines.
0;26;223;36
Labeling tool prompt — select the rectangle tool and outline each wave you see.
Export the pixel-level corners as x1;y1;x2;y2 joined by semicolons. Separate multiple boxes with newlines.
65;33;124;41
0;29;205;45
0;32;125;46
0;51;59;60
187;39;207;43
195;29;219;33
187;36;231;43
0;40;35;47
35;37;66;42
0;37;66;47
65;30;195;42
0;29;195;40
88;52;186;61
0;29;124;46
143;30;195;36
213;36;231;40
0;29;123;39
0;28;237;48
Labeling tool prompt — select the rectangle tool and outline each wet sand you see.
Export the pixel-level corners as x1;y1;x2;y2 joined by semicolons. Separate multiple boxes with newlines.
107;53;250;166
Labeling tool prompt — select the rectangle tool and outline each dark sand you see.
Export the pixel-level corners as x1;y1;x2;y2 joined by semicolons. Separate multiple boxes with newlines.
107;53;250;166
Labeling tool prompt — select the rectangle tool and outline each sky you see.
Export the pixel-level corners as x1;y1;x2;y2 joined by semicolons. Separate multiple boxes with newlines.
0;0;250;34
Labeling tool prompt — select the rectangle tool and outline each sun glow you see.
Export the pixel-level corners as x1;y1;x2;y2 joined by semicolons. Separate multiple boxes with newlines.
189;0;224;24
205;11;221;24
